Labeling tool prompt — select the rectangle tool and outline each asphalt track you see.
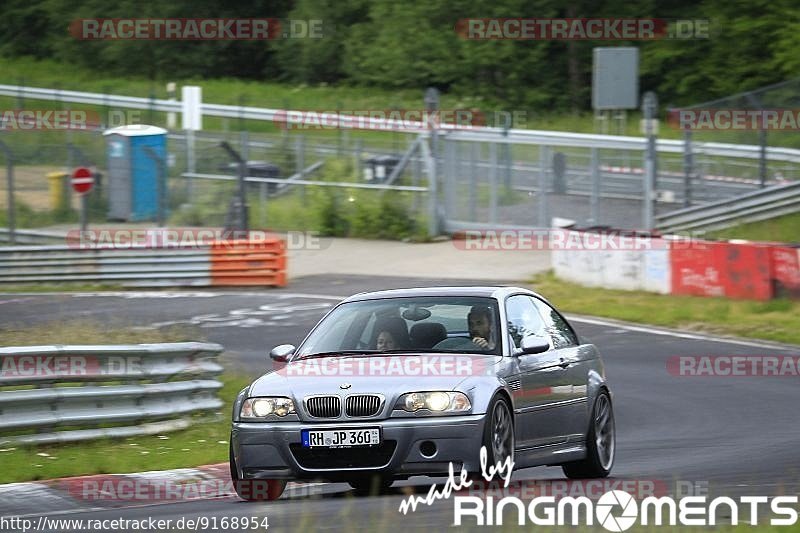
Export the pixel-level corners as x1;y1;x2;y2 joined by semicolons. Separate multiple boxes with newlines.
1;274;799;532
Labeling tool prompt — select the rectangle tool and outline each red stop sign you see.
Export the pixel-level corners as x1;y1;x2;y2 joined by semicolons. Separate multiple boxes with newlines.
71;167;94;194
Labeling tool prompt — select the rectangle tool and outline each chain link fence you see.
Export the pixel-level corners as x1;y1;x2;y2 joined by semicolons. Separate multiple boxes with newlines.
2;80;800;240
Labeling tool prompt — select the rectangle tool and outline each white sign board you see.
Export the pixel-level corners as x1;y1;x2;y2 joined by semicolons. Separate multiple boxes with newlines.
182;86;202;131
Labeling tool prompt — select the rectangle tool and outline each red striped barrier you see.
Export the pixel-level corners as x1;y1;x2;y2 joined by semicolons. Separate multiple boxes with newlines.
209;239;287;287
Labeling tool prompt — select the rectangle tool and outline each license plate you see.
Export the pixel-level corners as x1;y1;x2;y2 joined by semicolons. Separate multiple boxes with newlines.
301;427;381;448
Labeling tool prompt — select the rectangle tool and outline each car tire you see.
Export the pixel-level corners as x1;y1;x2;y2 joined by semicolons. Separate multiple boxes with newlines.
562;390;615;479
229;442;287;501
480;396;515;475
347;475;393;495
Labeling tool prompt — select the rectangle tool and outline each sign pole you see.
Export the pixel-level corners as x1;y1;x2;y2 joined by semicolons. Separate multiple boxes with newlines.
642;91;658;231
71;166;95;233
80;194;88;233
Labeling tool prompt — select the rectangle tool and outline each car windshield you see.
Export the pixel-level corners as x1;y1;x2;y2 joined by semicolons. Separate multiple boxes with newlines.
295;296;502;357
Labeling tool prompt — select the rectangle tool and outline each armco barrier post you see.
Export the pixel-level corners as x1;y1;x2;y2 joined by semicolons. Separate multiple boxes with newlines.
0;141;15;245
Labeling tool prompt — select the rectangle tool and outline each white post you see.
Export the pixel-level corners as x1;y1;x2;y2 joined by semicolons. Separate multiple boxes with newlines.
166;82;176;129
182;86;202;203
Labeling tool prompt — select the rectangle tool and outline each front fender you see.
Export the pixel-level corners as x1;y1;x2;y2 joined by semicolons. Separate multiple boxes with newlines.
453;375;515;415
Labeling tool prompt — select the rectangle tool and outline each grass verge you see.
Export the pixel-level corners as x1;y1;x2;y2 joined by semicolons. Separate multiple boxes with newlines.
0;320;200;346
706;212;800;244
530;271;800;345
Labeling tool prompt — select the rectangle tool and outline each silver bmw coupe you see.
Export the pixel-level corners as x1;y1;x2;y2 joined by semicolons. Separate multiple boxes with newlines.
230;286;615;500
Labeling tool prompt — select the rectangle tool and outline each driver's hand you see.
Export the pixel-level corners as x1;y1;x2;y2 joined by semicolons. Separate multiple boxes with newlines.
472;337;489;348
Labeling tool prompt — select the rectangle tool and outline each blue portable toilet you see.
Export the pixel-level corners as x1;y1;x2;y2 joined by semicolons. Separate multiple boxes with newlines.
103;125;168;221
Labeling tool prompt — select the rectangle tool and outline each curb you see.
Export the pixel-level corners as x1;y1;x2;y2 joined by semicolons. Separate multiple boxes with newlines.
0;464;318;517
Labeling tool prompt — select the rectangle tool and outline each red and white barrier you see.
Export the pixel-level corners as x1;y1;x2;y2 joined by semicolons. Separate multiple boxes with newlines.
553;230;798;300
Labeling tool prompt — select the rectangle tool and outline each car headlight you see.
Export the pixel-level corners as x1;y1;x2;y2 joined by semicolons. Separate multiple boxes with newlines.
396;392;471;413
240;397;295;419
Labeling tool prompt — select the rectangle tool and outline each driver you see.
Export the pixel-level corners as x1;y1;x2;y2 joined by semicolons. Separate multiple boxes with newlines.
468;305;496;350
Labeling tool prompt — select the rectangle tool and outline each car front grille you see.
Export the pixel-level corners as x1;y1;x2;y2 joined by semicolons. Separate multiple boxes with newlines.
345;395;382;417
290;441;397;469
305;396;341;418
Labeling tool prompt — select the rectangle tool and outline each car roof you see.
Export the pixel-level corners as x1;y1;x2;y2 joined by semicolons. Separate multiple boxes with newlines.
341;285;550;304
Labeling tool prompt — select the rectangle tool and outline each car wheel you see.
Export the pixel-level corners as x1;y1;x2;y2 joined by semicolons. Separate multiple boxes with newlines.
562;390;615;479
482;396;515;472
229;442;287;501
347;475;393;495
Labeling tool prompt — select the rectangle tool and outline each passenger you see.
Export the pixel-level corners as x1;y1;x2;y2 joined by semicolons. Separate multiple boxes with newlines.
372;316;410;351
376;329;398;351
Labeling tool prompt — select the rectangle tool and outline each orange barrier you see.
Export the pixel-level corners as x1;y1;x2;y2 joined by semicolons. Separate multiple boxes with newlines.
209;238;287;287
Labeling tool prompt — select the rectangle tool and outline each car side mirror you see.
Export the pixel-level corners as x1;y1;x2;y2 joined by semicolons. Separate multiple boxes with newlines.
269;344;296;362
519;335;550;355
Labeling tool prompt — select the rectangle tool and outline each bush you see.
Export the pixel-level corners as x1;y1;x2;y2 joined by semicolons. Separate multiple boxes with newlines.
314;188;349;236
169;157;424;241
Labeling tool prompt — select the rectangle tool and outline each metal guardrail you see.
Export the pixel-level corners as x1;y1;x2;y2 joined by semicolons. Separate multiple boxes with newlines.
0;244;212;286
0;228;64;245
656;181;800;232
0;342;224;445
3;83;800;164
0;238;288;287
181;172;429;192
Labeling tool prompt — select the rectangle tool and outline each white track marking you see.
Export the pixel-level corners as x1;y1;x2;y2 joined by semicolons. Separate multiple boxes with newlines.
568;315;799;351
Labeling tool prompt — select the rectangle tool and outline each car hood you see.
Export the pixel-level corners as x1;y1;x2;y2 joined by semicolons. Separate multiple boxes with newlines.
250;353;503;399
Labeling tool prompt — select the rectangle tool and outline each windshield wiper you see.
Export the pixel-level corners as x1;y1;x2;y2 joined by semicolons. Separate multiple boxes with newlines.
294;350;381;360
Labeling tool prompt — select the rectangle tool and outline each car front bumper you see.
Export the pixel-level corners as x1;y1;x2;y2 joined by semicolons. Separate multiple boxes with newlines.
231;414;487;481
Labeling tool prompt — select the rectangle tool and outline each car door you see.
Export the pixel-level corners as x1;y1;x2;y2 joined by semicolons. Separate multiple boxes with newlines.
505;294;574;448
532;297;590;440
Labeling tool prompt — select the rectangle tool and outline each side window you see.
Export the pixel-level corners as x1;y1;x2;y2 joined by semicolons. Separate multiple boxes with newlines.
505;295;547;350
533;299;579;348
